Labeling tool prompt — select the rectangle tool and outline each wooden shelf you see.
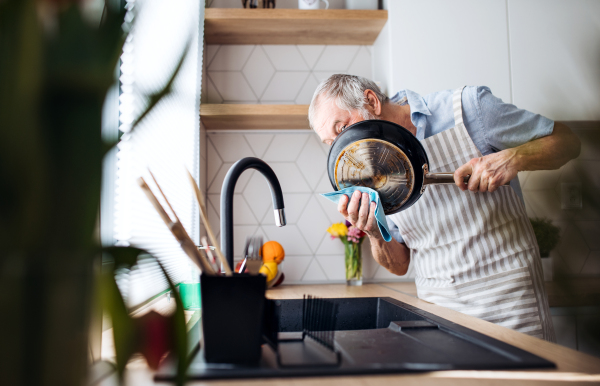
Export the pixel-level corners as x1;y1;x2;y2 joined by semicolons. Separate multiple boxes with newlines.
200;104;310;130
205;9;388;45
200;107;598;132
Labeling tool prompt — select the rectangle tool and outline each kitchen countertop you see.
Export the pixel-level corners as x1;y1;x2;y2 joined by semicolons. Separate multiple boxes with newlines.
98;283;600;386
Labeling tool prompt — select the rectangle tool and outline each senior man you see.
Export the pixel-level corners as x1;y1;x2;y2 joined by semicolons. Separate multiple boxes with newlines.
310;74;581;341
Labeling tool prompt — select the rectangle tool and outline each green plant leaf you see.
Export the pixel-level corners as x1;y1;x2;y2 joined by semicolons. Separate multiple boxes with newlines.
100;247;189;383
0;0;47;251
100;246;148;381
98;0;128;72
99;269;136;380
156;261;189;386
103;246;148;269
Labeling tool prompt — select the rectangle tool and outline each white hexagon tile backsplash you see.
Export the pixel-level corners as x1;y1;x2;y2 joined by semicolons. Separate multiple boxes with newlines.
204;44;373;104
205;131;412;284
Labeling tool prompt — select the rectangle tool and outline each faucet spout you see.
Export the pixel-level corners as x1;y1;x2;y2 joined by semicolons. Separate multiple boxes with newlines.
220;157;286;270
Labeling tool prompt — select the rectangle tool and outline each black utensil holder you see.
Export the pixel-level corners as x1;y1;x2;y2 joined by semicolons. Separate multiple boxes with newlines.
200;273;266;365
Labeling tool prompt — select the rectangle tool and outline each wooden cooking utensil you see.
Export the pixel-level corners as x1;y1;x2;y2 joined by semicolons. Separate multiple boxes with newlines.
138;176;215;275
185;169;233;276
201;236;217;265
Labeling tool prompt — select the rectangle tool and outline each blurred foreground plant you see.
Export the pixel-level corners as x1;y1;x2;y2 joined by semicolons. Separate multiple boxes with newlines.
0;1;190;385
101;247;188;384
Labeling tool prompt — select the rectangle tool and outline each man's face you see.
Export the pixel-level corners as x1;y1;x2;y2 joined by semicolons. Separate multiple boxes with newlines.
313;97;367;146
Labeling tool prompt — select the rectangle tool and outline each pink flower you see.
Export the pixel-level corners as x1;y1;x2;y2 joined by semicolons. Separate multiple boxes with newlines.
347;226;366;244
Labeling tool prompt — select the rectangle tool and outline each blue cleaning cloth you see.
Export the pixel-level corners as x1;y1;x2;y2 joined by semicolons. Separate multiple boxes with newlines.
321;187;392;242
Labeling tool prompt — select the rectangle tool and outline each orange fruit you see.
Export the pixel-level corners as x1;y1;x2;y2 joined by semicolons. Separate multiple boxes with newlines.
261;241;285;264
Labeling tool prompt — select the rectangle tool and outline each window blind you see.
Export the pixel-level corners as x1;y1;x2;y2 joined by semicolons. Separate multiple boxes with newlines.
114;0;204;308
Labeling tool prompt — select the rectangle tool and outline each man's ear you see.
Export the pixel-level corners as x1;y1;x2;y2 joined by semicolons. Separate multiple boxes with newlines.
364;89;382;116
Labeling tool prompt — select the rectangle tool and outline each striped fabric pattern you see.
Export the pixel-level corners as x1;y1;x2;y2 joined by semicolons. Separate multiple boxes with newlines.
418;267;544;337
390;87;555;341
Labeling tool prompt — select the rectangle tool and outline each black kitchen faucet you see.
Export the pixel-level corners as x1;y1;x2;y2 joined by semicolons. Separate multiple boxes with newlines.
220;157;286;270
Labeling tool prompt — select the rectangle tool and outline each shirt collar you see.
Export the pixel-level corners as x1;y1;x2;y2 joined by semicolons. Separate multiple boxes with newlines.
390;89;431;140
390;89;431;117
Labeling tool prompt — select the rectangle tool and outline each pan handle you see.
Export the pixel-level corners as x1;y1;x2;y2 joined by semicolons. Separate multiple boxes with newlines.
424;173;510;186
424;172;463;185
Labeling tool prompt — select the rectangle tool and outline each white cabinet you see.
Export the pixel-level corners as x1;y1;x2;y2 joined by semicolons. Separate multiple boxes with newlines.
375;0;511;102
375;0;600;118
508;0;600;120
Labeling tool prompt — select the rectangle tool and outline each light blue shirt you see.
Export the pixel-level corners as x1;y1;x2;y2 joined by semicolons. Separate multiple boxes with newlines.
387;86;555;244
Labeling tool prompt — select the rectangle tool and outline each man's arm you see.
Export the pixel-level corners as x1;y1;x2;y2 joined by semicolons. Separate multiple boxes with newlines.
454;122;581;192
368;230;411;275
338;191;411;275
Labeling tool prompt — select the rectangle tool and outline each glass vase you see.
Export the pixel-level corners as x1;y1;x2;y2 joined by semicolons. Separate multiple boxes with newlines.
344;241;363;286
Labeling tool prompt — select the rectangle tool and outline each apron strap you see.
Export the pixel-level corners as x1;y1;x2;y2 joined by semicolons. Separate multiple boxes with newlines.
452;86;467;128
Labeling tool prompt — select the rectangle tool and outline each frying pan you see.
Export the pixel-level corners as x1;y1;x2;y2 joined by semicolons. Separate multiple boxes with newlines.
327;119;501;215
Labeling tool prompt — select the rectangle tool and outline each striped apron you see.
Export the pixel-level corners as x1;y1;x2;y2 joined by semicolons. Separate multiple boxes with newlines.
388;87;555;341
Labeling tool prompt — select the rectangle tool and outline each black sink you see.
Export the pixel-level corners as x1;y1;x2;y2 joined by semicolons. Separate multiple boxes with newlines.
155;297;554;381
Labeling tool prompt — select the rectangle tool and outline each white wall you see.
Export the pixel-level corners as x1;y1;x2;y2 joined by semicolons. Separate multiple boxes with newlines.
376;0;512;102
372;19;392;95
374;0;600;119
508;0;600;120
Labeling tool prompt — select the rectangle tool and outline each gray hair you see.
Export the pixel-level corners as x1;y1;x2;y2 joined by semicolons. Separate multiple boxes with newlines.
308;74;389;130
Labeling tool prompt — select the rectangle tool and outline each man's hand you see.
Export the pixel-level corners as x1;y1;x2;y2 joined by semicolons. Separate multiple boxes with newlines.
338;191;410;275
454;149;518;192
453;122;580;193
338;191;380;238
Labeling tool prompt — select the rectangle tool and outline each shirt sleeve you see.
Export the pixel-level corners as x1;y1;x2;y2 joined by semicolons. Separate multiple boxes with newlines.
386;217;405;244
475;86;555;152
